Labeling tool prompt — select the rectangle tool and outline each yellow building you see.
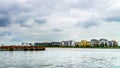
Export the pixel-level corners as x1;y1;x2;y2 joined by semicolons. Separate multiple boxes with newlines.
80;40;90;47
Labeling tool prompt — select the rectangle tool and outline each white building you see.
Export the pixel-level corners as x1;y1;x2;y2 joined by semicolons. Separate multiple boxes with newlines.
107;40;118;47
99;39;108;47
107;41;114;47
62;40;75;47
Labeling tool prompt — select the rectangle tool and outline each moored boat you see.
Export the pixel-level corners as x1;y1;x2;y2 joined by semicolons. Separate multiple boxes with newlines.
0;46;45;51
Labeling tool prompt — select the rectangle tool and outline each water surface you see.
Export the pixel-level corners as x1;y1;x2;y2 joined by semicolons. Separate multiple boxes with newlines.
0;48;120;68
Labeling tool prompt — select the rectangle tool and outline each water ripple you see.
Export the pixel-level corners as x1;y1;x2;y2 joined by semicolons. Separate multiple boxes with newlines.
0;48;120;68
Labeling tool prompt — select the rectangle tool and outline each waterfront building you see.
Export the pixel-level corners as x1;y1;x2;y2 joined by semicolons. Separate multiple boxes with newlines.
107;40;118;47
1;43;4;46
62;40;75;47
99;39;108;47
43;42;52;46
34;43;44;46
51;42;62;47
107;41;113;47
34;42;52;46
90;39;99;47
80;40;90;47
112;40;118;47
21;42;31;46
75;41;80;47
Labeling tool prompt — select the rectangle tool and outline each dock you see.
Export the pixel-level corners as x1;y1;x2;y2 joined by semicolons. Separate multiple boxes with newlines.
0;46;45;51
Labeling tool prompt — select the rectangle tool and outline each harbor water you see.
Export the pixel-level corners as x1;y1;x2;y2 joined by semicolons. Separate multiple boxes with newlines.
0;48;120;68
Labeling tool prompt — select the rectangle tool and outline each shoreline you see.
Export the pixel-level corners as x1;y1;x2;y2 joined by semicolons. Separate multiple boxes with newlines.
46;47;120;49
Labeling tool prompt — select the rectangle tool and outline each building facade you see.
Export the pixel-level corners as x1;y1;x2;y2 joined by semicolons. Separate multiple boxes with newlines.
33;39;118;47
34;42;52;46
90;39;99;47
51;42;62;47
99;39;108;47
21;42;32;46
80;40;90;47
107;40;118;47
75;41;80;47
62;40;75;47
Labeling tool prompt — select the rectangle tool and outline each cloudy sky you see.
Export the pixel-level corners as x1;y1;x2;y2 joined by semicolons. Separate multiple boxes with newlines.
0;0;120;45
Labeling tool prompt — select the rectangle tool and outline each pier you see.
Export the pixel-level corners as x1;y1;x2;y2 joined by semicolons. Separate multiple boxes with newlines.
0;46;45;51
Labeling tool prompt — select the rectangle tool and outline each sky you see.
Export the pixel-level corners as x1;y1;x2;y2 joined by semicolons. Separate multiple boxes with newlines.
0;0;120;45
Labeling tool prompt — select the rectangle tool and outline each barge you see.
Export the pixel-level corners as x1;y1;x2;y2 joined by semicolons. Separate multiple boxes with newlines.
0;46;45;51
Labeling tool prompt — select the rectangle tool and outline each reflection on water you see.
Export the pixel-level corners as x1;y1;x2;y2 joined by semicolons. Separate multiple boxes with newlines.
0;48;120;68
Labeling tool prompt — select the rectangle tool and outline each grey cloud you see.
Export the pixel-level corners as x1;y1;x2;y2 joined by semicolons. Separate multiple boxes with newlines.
105;17;120;22
15;15;31;24
0;2;25;27
0;12;11;27
34;18;46;24
0;0;37;27
16;18;47;27
52;29;62;32
104;11;120;22
0;1;22;15
19;24;32;27
0;0;67;27
1;0;59;25
76;21;99;28
16;18;28;24
0;0;115;28
0;31;11;37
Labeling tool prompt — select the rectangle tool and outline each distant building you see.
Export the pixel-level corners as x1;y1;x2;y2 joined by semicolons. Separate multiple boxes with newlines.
21;42;31;46
89;39;119;48
80;40;90;47
90;39;99;47
75;41;80;47
51;42;62;46
99;39;108;47
43;42;52;46
105;40;118;47
62;40;75;47
111;40;118;47
34;42;51;46
1;43;4;46
34;43;44;46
